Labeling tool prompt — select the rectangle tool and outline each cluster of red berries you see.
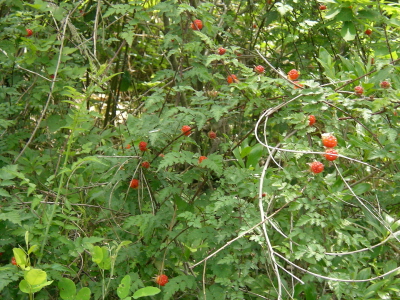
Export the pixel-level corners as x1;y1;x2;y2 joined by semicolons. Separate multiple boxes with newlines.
310;134;339;174
129;126;217;188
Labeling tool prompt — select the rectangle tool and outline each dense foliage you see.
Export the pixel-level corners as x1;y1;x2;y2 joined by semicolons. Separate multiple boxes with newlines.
1;0;399;299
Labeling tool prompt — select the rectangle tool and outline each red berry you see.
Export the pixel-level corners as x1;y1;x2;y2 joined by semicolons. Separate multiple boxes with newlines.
154;274;169;286
319;4;327;10
130;179;139;189
139;141;147;151
322;134;337;148
50;74;55;79
227;74;238;84
324;148;338;161
310;161;324;174
287;69;299;80
354;85;363;95
26;29;33;37
141;161;150;168
181;125;192;136
308;115;316;126
126;144;131;149
199;156;207;164
208;131;217;139
365;29;372;36
0;252;3;256
254;65;265;74
11;257;17;265
218;47;226;55
191;19;203;30
159;153;165;158
262;193;266;197
380;81;391;88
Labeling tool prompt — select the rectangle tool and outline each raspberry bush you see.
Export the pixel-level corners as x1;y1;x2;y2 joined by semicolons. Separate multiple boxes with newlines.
0;0;399;299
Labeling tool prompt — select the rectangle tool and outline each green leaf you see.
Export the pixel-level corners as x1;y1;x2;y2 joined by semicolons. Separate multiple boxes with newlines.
351;183;371;195
158;151;195;170
58;278;76;300
25;269;47;286
334;8;354;21
0;267;19;292
75;287;91;300
0;164;19;180
117;275;131;299
28;245;39;255
325;8;341;20
116;240;132;253
94;246;111;270
317;47;336;79
347;135;375;151
246;144;265;169
199;153;223;176
240;146;252;158
120;32;134;47
275;2;293;16
0;188;10;197
13;248;27;269
132;287;160;299
19;280;32;294
341;21;356;41
91;246;103;264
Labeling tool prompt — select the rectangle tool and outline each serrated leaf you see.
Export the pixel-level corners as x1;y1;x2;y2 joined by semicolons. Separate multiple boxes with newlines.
158;151;195;170
0;188;10;197
0;268;19;292
162;275;197;300
193;31;214;48
199;153;223;176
